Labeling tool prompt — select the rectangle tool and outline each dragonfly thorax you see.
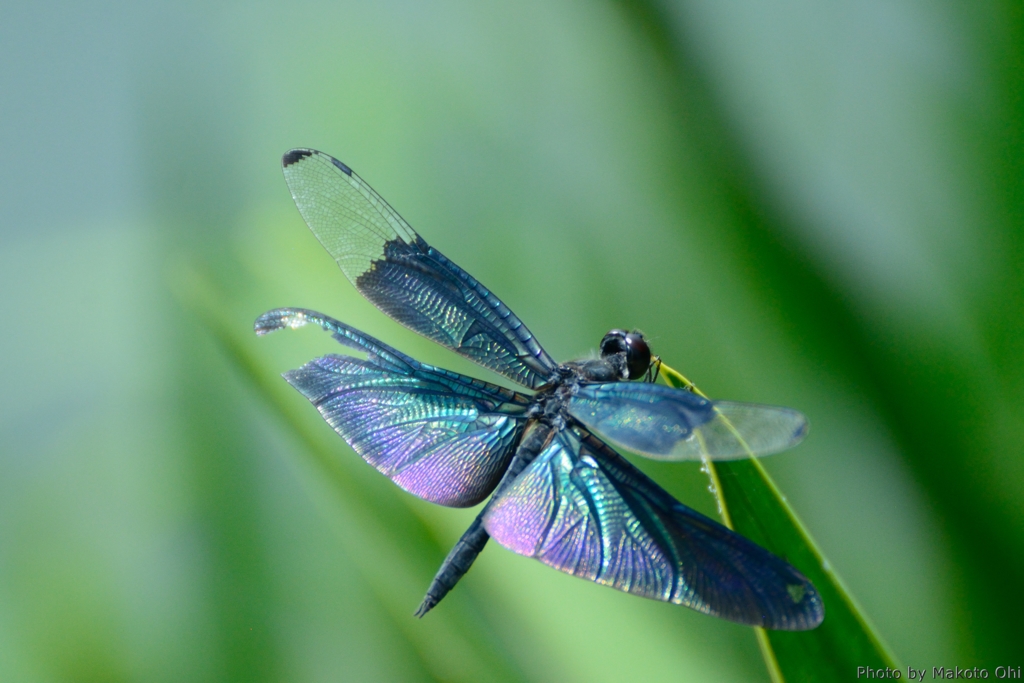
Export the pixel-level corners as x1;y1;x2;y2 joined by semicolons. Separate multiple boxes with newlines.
529;357;629;426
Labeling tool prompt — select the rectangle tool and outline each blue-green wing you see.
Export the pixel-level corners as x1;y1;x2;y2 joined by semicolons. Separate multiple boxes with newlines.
256;308;530;507
569;382;807;461
483;427;823;629
280;149;558;389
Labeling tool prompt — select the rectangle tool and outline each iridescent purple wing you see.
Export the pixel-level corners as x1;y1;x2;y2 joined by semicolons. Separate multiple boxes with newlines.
256;308;531;507
280;149;558;389
569;382;807;461
483;427;823;630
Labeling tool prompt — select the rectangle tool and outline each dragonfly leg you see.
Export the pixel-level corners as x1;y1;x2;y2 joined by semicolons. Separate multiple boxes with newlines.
645;356;663;383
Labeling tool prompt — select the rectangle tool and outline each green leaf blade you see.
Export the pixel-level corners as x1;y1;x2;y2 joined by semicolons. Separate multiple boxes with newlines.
662;363;899;681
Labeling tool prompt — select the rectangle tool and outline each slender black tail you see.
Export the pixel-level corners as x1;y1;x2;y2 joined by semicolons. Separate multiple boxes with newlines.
415;515;490;617
414;421;555;617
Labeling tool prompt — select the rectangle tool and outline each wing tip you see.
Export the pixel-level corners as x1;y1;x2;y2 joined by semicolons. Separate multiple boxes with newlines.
773;581;825;631
282;148;313;167
254;311;283;335
804;598;826;630
284;148;353;175
793;414;810;443
255;308;307;335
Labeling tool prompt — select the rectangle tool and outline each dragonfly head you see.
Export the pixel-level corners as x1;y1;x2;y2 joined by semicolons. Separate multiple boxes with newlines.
600;329;652;381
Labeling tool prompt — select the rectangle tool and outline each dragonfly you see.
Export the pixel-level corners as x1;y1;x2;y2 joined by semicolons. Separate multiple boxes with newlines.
256;148;824;630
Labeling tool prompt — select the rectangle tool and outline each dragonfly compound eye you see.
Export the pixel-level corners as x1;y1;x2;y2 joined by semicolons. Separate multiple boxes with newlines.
624;332;652;380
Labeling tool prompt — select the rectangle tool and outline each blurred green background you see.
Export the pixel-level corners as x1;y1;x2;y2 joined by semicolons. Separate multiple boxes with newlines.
3;1;1023;680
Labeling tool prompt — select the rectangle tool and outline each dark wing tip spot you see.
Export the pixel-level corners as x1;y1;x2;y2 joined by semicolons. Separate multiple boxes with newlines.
331;157;353;175
282;149;313;167
793;418;809;442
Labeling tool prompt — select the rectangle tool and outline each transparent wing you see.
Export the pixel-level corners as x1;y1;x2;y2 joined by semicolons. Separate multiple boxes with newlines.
568;382;807;461
256;308;530;507
483;428;823;629
280;149;558;389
